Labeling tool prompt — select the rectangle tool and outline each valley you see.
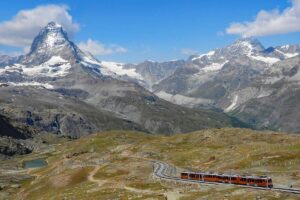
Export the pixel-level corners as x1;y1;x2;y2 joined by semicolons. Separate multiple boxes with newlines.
1;128;300;199
0;3;299;199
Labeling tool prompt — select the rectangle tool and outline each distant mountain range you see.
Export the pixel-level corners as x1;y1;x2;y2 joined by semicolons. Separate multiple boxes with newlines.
0;21;299;154
0;22;243;153
111;37;300;133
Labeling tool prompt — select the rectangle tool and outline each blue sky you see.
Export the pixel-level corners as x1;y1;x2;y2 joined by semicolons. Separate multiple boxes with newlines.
0;0;299;63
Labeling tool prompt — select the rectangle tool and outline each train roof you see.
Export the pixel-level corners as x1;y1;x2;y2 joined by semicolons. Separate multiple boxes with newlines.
181;171;271;179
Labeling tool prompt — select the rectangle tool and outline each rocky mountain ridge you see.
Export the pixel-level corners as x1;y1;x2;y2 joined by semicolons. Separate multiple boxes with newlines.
95;37;300;133
0;22;241;153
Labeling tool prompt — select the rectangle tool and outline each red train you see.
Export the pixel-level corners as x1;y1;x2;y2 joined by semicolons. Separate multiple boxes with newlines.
181;171;273;188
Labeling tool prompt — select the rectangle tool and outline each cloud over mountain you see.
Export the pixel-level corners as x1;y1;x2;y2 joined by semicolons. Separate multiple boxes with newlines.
0;4;79;49
78;39;127;56
226;0;300;37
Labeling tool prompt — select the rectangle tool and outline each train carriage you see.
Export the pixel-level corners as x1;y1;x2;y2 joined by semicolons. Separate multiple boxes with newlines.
181;172;273;188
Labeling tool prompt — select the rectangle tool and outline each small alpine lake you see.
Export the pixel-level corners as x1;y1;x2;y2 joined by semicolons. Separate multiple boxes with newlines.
23;158;47;169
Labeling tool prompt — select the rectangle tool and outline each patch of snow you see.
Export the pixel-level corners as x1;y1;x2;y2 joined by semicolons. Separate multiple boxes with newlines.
200;61;228;72
275;49;299;58
281;45;290;50
285;53;299;58
250;55;280;65
257;90;273;98
8;82;54;89
234;40;254;56
206;51;215;57
156;91;212;107
45;56;67;65
42;26;66;49
225;95;238;112
191;51;215;61
0;56;71;77
23;62;71;77
100;61;143;79
0;65;23;74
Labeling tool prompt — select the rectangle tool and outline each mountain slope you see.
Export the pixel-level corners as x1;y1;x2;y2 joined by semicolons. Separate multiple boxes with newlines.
2;128;300;199
228;55;300;132
145;38;300;133
0;22;240;138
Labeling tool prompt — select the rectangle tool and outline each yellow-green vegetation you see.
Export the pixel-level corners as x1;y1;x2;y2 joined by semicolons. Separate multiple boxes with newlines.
1;128;300;199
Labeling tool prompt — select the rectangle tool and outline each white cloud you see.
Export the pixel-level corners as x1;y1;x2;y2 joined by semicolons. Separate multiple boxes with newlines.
181;48;198;55
114;46;128;53
226;0;300;37
0;4;79;48
78;39;128;56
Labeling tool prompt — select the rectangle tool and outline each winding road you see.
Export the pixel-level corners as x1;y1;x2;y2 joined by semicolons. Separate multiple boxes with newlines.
152;161;300;195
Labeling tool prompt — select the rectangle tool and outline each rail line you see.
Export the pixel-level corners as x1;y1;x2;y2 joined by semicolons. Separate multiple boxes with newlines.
152;161;300;195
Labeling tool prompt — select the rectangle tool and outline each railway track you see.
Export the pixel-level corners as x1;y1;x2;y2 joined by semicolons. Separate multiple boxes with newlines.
152;161;300;195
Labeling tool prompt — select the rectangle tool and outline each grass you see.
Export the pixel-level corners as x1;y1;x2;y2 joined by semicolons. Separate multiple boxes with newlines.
2;128;300;199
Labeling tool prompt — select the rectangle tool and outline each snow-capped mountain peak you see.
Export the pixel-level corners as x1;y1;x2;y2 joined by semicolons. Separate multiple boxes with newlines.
0;22;104;88
29;22;69;54
23;22;81;66
189;37;284;66
228;37;264;56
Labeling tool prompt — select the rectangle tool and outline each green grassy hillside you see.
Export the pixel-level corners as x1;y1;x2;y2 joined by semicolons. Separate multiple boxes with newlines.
1;128;300;199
